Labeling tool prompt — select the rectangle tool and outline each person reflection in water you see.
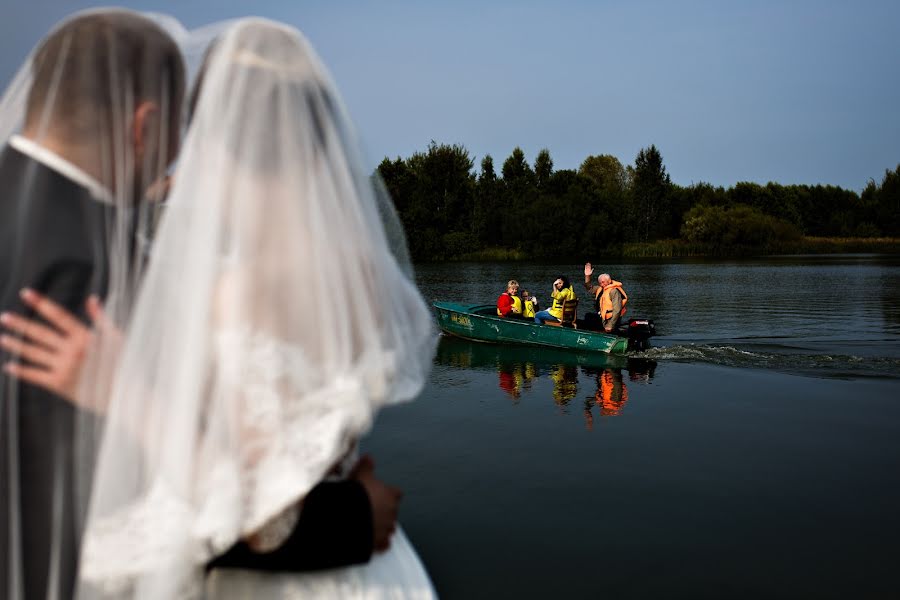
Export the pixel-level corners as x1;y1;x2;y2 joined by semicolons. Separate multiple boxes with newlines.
490;356;654;429
497;362;537;401
582;360;656;430
596;370;629;416
550;364;579;406
583;369;628;430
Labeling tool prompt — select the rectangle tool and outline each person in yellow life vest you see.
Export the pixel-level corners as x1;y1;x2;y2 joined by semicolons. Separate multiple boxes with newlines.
520;289;537;319
534;275;575;323
496;279;524;317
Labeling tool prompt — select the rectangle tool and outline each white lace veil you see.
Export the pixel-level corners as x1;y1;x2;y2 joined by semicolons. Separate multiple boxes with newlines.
0;10;186;599
77;18;436;598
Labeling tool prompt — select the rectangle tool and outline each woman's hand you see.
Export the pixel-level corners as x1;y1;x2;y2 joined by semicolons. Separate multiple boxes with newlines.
0;288;117;411
584;262;593;278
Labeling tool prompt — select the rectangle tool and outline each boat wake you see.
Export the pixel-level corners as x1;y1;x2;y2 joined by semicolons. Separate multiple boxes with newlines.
634;343;900;379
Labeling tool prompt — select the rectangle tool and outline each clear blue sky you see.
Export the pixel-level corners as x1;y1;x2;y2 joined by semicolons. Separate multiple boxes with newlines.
3;0;898;190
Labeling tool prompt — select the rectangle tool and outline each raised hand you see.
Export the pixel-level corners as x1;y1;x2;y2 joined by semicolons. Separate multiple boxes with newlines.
0;288;119;412
584;262;593;278
349;454;402;552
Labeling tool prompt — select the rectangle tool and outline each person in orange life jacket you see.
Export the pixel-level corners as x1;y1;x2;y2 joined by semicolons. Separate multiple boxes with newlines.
597;273;627;332
534;276;574;324
582;263;628;332
496;279;524;317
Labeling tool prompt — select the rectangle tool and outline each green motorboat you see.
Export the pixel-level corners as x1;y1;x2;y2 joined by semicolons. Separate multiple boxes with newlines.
433;302;630;355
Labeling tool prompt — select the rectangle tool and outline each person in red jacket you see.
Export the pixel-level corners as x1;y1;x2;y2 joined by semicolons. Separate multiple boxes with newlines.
496;279;523;317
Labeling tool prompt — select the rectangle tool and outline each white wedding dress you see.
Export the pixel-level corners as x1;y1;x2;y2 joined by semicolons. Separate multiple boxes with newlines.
202;328;436;599
81;327;436;599
78;17;438;600
206;529;434;600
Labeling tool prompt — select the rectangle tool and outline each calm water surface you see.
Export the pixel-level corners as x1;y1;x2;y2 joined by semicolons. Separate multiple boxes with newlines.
363;256;900;599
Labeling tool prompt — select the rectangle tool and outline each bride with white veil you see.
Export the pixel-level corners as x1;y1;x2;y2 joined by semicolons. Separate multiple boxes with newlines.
76;17;438;599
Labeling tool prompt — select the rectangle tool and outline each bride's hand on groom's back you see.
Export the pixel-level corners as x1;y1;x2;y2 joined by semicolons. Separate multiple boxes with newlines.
350;454;402;552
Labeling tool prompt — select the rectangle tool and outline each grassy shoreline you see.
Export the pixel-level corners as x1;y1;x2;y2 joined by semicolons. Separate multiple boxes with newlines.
432;237;900;262
619;237;900;258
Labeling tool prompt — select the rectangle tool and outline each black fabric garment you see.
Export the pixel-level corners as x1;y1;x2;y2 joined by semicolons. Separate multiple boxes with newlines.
578;313;604;332
0;146;112;600
207;479;374;572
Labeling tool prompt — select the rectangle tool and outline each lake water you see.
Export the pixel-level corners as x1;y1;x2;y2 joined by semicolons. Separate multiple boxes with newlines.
362;256;900;599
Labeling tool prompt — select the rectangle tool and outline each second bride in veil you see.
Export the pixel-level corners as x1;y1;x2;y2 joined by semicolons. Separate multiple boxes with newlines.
77;18;438;599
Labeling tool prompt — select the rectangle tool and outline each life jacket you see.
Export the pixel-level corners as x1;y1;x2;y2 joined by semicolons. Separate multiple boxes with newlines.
523;298;536;319
496;292;523;316
549;285;575;319
597;281;628;321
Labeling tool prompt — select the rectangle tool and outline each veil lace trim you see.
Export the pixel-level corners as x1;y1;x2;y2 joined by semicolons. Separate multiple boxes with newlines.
81;327;374;591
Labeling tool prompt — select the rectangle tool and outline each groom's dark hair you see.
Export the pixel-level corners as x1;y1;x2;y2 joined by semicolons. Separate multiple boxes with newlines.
25;11;185;144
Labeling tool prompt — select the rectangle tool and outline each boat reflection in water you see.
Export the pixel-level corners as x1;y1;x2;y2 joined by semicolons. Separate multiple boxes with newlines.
435;334;656;429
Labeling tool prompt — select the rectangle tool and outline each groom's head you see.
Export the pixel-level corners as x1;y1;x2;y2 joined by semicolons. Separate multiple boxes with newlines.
24;11;185;203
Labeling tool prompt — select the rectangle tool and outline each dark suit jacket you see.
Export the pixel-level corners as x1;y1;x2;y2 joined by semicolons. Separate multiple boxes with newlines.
0;146;373;598
0;145;112;599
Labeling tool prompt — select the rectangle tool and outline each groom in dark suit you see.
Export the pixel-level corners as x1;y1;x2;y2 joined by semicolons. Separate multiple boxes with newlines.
0;12;185;599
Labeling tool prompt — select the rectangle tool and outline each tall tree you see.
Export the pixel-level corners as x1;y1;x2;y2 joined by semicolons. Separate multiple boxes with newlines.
578;154;627;196
379;142;475;259
630;145;672;241
534;148;553;188
499;147;536;246
880;165;900;236
406;140;475;230
377;157;411;213
502;147;533;183
475;154;502;244
480;154;497;182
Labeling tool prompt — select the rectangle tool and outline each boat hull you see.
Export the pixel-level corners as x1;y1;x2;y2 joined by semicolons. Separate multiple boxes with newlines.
433;302;629;356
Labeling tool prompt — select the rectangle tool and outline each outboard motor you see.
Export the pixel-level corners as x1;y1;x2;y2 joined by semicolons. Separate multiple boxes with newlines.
617;318;656;352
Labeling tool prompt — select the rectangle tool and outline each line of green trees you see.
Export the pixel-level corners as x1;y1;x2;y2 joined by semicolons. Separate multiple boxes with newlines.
376;142;900;260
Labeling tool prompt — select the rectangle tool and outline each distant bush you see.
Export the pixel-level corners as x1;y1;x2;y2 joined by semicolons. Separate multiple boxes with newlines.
617;236;900;257
454;246;527;261
681;203;802;250
441;231;479;258
853;222;882;238
621;240;708;258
